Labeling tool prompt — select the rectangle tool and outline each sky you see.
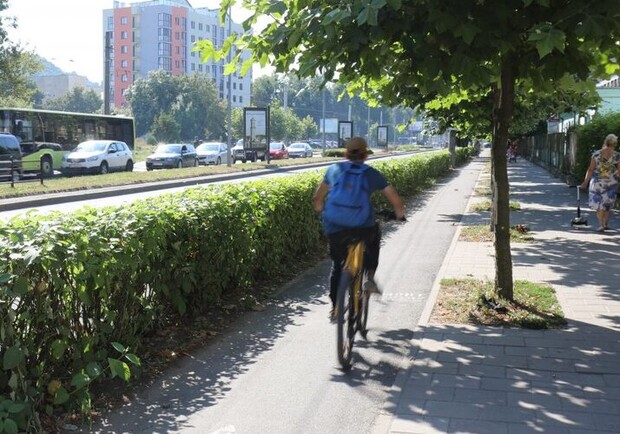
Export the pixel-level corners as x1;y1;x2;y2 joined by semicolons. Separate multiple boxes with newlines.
3;0;253;84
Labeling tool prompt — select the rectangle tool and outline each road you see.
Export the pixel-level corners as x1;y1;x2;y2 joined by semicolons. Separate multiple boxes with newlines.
72;155;486;434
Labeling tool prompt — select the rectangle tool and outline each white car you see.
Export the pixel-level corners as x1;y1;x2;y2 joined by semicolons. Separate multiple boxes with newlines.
287;142;314;158
61;140;134;175
196;142;230;165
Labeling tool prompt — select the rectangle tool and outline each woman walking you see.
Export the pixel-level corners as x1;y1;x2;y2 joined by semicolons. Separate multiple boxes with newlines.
580;133;620;232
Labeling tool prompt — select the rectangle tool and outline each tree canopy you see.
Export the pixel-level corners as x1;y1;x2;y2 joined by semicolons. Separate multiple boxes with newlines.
200;0;620;299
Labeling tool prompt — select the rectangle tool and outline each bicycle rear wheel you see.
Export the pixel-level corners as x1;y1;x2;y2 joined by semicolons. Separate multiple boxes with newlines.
336;271;354;371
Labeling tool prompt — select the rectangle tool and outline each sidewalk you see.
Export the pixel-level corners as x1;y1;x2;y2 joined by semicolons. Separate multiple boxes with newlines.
382;151;620;433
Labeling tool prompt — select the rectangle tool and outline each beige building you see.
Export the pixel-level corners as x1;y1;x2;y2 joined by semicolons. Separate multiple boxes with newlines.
33;73;102;101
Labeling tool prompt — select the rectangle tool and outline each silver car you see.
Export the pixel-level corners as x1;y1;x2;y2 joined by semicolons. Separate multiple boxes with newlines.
196;142;230;165
287;142;314;158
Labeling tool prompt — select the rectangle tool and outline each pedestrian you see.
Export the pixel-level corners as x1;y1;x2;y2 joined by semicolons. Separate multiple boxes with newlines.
580;133;620;232
312;136;405;320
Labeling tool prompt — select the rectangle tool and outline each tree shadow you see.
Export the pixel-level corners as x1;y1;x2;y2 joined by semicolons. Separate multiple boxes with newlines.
384;321;620;433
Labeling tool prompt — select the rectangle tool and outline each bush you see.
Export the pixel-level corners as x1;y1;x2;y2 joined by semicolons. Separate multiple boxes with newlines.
0;149;469;426
574;112;620;180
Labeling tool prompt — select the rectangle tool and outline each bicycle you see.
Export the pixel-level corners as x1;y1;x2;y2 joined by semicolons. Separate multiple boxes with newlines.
336;210;405;371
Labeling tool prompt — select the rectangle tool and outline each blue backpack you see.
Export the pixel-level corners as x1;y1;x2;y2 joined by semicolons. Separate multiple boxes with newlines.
323;162;371;227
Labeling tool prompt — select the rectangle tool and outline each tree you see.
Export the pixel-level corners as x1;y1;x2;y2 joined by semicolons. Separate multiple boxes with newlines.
43;87;103;113
151;112;180;143
201;0;620;300
125;70;226;140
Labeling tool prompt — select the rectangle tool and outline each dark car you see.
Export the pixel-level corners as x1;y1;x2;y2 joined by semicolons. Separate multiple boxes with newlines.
146;143;198;170
0;133;23;182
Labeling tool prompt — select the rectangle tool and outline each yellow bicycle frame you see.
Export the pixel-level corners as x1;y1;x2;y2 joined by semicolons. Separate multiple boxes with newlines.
343;240;365;315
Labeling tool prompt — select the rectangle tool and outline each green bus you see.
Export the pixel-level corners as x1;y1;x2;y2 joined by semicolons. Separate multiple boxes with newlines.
0;108;135;177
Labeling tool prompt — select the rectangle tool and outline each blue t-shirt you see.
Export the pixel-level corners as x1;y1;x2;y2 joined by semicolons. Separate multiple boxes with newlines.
322;161;388;235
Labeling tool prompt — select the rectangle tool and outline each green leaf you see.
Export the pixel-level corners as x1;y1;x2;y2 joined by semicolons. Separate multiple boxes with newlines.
7;402;24;414
0;273;12;284
3;418;18;434
53;386;70;405
86;362;103;378
51;340;67;360
3;346;24;370
12;277;29;296
111;342;126;354
124;353;141;366
108;358;131;381
70;372;91;389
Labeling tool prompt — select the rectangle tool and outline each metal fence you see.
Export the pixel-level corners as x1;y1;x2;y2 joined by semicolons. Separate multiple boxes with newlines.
518;132;579;184
0;156;46;187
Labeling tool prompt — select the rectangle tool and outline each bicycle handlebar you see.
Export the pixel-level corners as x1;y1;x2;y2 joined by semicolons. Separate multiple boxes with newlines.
376;209;407;222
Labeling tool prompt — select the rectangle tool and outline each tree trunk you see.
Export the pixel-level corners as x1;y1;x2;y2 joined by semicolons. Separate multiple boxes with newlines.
491;60;515;300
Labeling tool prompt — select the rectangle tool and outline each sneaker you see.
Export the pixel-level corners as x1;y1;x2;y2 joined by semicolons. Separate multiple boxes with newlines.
329;306;338;323
364;278;382;295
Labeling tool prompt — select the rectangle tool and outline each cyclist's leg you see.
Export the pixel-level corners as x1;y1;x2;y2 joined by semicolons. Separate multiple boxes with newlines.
362;224;382;294
328;232;349;309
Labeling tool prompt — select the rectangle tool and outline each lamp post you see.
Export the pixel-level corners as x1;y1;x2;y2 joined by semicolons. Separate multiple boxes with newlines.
226;7;233;167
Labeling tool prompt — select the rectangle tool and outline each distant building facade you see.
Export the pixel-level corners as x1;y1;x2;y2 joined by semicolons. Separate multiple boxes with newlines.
33;72;102;102
102;0;252;110
596;75;620;114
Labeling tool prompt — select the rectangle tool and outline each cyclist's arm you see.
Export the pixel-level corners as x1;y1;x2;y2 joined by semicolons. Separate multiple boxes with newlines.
313;181;329;214
382;185;405;220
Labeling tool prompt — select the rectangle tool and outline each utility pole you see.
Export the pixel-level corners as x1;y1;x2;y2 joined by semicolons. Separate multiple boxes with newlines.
322;89;326;156
104;31;112;115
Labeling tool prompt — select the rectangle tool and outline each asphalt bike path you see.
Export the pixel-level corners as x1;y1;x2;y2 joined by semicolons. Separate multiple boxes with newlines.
72;155;486;434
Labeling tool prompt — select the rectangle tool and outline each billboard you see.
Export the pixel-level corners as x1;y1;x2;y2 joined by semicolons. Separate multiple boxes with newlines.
377;125;388;148
338;120;353;148
243;107;269;151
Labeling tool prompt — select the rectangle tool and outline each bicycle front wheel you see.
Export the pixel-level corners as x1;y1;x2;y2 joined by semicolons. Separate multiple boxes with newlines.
336;271;354;371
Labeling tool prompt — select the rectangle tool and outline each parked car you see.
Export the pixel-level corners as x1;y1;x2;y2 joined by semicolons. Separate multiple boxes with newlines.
61;140;133;175
269;141;289;160
0;133;23;182
196;142;230;165
287;142;314;158
145;143;198;170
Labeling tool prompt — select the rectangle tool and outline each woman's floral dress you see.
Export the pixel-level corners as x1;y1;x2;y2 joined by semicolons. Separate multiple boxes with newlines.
588;150;620;211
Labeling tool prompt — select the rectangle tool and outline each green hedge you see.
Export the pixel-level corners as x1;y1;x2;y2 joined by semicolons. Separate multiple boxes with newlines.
0;149;468;429
574;111;620;180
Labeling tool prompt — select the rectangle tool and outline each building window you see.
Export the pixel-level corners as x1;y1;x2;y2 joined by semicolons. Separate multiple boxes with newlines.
121;60;128;68
199;23;203;31
158;57;171;71
191;35;195;42
121;31;128;39
198;64;203;72
240;96;243;103
191;63;195;71
158;13;171;28
240;83;243;90
233;95;237;102
158;28;171;42
233;82;237;90
121;45;128;54
158;42;171;56
121;74;128;82
120;16;127;25
191;21;195;29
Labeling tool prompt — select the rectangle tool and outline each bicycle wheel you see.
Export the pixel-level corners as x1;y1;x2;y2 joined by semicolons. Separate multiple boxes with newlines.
336;271;354;371
358;281;370;339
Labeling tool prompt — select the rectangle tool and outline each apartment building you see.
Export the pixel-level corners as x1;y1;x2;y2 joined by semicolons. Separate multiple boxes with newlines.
102;0;252;110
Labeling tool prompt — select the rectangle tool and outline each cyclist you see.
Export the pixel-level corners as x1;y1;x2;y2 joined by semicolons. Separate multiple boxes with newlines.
312;136;405;320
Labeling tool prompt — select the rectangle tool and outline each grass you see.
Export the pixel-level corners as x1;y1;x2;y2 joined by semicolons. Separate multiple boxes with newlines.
459;224;534;242
430;278;567;329
469;199;521;212
0;154;342;199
